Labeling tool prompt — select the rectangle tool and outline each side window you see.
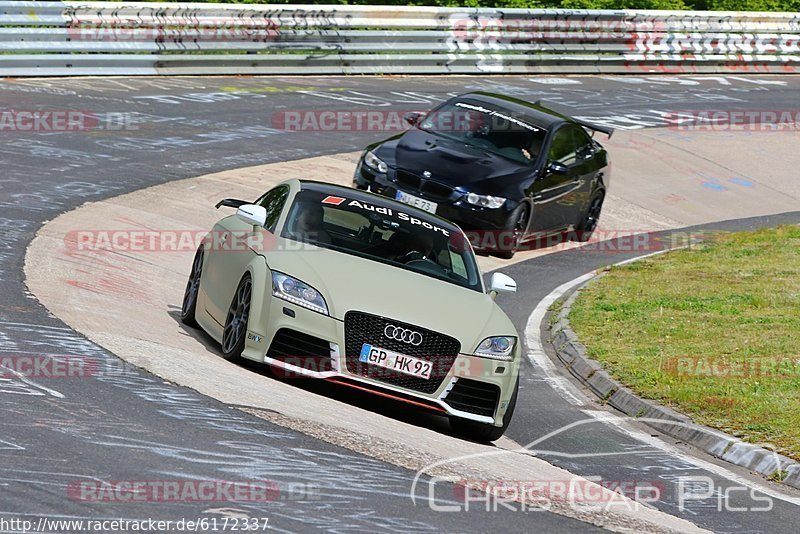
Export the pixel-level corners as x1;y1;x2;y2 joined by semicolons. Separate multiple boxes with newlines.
572;126;593;161
449;251;468;279
526;130;547;161
257;185;289;232
547;127;579;166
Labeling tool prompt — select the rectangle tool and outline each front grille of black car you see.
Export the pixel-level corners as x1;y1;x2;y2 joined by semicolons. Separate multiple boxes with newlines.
395;169;422;190
442;378;500;417
344;311;461;394
420;180;454;201
394;169;454;202
267;328;333;374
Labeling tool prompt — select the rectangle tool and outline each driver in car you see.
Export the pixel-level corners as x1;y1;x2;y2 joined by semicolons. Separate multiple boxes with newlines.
292;202;332;245
398;233;435;263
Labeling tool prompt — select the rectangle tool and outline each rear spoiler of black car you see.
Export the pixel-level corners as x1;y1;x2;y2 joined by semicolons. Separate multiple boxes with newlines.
574;118;614;139
534;99;614;138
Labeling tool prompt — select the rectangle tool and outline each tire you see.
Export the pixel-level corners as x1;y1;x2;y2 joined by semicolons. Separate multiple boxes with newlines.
180;246;204;328
496;204;529;260
573;191;605;243
221;274;252;362
449;377;519;442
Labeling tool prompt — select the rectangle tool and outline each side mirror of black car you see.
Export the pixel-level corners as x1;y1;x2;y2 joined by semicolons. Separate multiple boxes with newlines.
546;161;570;175
403;112;423;126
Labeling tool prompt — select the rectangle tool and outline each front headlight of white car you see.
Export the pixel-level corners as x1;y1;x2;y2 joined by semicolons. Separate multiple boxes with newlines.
272;271;329;315
363;150;389;173
474;336;516;361
465;193;506;209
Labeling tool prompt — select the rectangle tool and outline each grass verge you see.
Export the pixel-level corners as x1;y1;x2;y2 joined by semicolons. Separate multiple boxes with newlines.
569;225;800;460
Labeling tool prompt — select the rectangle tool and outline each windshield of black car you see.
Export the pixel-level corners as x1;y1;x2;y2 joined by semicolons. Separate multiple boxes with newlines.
281;190;483;292
418;100;547;164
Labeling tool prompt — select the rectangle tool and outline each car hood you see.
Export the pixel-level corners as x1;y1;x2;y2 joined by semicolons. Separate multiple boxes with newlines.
265;241;516;352
390;128;532;189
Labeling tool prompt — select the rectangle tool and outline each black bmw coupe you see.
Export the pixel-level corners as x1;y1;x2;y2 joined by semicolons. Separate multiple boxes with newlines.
353;92;613;258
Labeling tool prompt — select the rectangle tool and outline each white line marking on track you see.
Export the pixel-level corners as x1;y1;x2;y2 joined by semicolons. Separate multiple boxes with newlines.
524;272;595;406
0;364;64;398
0;439;24;451
588;411;800;506
524;249;800;506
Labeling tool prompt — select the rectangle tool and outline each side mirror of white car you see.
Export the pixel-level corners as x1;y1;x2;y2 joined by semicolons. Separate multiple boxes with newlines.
489;272;517;296
236;204;268;227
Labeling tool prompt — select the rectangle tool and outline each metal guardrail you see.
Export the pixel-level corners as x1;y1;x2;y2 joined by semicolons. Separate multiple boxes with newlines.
1;1;799;76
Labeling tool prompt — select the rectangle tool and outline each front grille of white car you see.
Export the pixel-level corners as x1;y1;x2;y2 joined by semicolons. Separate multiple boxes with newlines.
343;311;461;394
442;378;500;417
267;328;333;374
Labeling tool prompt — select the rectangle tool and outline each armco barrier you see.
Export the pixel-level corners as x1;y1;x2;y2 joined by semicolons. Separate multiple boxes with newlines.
0;1;799;76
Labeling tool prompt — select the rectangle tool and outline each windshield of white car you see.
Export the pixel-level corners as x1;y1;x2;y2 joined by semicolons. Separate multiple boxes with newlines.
418;100;547;165
281;190;483;292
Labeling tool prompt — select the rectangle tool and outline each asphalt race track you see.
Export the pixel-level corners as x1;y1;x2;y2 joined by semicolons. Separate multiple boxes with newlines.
3;75;800;533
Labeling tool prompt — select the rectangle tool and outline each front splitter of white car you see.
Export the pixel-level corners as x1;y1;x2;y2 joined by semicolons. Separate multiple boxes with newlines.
239;296;520;428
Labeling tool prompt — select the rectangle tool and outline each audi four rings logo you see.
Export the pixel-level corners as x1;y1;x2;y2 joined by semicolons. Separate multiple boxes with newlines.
384;325;423;346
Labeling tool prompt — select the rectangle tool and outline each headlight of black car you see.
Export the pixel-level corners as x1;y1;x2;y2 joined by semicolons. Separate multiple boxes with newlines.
364;150;389;174
465;193;506;209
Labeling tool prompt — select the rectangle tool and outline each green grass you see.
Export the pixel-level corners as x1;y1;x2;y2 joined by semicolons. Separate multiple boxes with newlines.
569;225;800;460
